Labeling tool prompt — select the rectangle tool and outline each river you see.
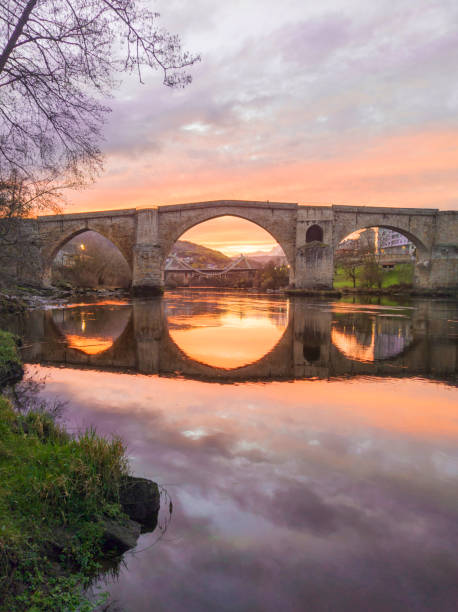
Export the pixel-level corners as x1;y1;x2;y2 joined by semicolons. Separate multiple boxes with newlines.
3;290;458;611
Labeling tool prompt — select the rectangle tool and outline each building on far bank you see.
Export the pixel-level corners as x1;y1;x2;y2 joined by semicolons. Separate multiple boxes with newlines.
378;228;415;257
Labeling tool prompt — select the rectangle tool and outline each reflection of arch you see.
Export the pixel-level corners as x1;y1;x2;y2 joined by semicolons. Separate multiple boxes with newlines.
163;316;293;380
306;224;323;243
44;228;133;284
46;304;133;359
167;311;287;370
21;298;456;384
302;328;322;362
40;300;295;381
330;316;414;363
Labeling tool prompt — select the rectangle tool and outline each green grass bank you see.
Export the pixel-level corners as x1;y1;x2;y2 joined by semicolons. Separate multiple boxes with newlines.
0;332;146;611
333;262;414;289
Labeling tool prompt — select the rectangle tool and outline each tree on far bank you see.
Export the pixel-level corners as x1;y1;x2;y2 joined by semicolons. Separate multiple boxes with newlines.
335;229;378;288
259;261;289;290
360;255;384;288
0;0;199;190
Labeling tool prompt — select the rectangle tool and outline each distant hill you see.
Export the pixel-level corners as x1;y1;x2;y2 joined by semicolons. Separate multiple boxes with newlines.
170;240;231;268
170;241;287;269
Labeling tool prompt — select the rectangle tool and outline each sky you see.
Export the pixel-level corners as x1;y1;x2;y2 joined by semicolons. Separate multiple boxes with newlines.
65;0;458;253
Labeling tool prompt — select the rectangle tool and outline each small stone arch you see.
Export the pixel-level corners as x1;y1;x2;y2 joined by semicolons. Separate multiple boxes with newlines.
334;224;432;290
42;228;132;286
306;224;324;243
334;223;428;256
335;224;429;260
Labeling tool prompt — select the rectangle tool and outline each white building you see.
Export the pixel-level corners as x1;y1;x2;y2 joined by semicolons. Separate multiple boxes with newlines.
378;229;415;257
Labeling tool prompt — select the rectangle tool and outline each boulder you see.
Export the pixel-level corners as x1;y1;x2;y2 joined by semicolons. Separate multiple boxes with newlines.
119;476;160;530
102;518;141;554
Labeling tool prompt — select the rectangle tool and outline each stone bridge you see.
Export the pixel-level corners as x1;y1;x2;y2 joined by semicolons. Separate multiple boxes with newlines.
13;298;457;385
12;201;458;289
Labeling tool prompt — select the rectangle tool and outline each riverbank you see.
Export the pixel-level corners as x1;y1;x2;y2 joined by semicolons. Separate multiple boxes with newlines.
285;285;458;298
0;284;129;315
0;332;158;611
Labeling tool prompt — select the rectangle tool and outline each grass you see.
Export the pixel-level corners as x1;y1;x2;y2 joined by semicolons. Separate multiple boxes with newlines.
333;263;414;289
0;330;23;386
0;331;131;610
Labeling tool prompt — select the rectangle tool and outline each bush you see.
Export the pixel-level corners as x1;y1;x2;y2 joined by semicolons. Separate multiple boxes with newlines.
260;262;289;290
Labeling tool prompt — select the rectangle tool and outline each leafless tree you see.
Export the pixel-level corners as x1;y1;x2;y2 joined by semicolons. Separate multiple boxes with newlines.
335;229;376;288
0;169;87;285
360;255;384;288
0;0;199;182
0;169;70;217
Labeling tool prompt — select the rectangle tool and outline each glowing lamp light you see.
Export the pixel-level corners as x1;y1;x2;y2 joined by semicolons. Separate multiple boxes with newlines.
80;243;85;251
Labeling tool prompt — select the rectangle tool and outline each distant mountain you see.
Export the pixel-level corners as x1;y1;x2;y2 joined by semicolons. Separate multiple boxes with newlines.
245;245;285;258
233;245;287;266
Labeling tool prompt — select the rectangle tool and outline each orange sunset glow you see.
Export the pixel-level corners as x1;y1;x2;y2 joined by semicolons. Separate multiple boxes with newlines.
179;217;279;256
63;127;458;252
168;311;286;368
54;0;458;255
66;334;114;355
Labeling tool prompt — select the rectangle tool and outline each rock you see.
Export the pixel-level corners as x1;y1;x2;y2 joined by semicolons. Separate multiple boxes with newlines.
102;518;141;554
119;476;160;530
0;361;23;388
131;285;164;297
44;526;75;560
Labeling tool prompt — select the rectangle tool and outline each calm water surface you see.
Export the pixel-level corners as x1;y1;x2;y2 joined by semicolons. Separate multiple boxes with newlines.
4;291;458;611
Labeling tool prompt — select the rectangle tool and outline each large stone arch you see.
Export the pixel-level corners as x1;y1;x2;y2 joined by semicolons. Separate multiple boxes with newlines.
157;201;298;272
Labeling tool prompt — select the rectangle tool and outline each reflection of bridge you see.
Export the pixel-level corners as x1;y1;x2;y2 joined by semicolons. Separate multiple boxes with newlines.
164;254;257;285
14;299;458;385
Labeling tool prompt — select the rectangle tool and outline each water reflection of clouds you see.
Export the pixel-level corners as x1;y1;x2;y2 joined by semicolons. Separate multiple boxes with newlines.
38;369;458;611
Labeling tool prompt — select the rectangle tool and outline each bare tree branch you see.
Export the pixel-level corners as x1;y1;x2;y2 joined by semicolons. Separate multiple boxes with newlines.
0;0;199;183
